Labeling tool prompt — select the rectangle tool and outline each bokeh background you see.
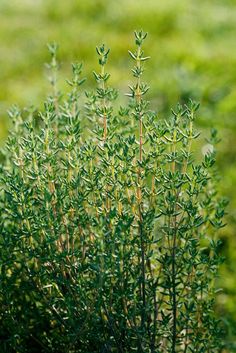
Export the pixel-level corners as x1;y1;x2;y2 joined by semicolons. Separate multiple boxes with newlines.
0;0;236;349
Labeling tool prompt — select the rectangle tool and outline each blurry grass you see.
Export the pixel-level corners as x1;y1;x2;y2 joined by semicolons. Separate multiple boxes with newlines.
0;0;236;348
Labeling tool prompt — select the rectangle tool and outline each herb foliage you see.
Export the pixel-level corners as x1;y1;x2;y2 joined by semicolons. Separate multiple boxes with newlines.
0;31;226;352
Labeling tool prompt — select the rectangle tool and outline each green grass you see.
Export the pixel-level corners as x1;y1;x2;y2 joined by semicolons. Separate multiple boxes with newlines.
0;0;236;348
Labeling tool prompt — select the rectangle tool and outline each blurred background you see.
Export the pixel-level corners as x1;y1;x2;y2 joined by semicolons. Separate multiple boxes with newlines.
0;0;235;349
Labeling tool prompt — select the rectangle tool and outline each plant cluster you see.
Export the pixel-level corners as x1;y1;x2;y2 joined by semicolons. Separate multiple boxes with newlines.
0;31;227;352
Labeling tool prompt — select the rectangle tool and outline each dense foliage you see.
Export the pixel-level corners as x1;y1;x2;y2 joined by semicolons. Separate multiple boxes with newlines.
0;31;226;352
0;2;236;347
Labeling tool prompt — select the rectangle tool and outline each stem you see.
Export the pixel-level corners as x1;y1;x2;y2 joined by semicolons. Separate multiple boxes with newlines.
171;218;177;353
172;129;177;173
182;120;193;174
101;64;107;142
171;125;177;353
139;108;145;325
136;44;146;329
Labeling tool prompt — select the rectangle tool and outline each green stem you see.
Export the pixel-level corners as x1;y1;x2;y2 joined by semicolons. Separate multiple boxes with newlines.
171;223;177;353
136;44;146;330
171;126;177;352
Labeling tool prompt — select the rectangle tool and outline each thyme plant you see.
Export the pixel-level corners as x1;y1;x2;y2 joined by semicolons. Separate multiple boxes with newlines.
0;31;226;353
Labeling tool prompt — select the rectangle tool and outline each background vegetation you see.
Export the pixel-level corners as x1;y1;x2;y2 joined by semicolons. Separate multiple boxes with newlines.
0;0;236;348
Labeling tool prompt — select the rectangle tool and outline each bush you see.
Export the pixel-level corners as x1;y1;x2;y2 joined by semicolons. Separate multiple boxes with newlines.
0;31;227;352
